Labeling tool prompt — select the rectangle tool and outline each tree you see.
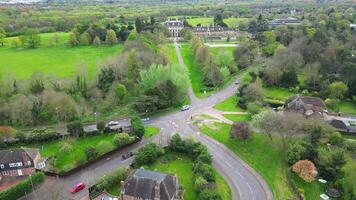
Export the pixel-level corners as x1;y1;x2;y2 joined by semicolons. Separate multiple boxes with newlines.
11;37;22;48
93;36;101;46
134;143;164;166
105;29;117;45
135;18;144;33
230;122;252;141
242;80;265;102
304;62;321;89
214;14;227;27
0;27;5;46
85;147;98;161
286;142;306;165
68;32;79;46
98;67;116;93
96;121;106;133
67;121;83;137
115;83;126;101
318;149;347;182
113;133;134;147
233;44;254;69
20;29;41;49
328;81;348;99
131;116;145;138
199;189;222;200
216;50;237;74
79;32;91;45
195;176;208;192
292;160;318;182
280;68;299;87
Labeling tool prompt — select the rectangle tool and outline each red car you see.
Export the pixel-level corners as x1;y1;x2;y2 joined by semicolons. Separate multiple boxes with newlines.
69;182;85;193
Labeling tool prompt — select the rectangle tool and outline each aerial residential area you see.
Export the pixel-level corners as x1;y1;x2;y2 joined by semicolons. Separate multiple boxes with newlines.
0;0;355;199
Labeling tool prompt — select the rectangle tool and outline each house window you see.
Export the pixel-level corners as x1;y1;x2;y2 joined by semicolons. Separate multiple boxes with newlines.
0;164;4;169
3;171;9;175
27;161;31;166
9;162;23;168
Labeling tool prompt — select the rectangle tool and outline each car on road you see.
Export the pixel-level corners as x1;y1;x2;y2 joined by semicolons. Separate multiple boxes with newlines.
69;182;85;193
181;105;190;111
141;117;150;122
108;121;119;126
122;152;134;160
234;80;239;85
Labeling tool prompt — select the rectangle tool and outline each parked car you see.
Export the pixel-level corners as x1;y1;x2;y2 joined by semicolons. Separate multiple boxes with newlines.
234;80;239;85
141;117;150;122
108;121;119;126
181;105;190;111
102;197;118;200
69;182;85;193
122;152;134;160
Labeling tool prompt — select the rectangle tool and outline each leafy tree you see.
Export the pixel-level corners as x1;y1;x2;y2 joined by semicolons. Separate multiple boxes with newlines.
203;59;223;87
98;68;116;93
233;44;254;69
230;122;252;141
286;142;307;165
30;74;45;94
113;133;134;147
67;121;83;137
328;132;344;146
11;37;22;48
195;176;208;192
105;29;117;45
68;32;79;46
193;162;215;182
134;143;164;166
280;68;299;87
199;189;221;200
292;160;318;182
135;18;144;33
131;117;145;138
96;121;106;133
93;36;101;46
328;81;348;99
318;149;346;182
85;147;98;161
216;50;237;74
20;29;41;49
115;84;126;101
0;27;5;46
242;80;265;102
214;14;227;27
79;32;91;45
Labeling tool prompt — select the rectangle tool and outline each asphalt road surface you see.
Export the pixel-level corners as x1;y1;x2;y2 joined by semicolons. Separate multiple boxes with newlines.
24;42;273;200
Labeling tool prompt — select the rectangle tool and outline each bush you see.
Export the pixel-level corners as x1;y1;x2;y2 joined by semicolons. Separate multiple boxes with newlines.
67;121;84;137
286;142;306;166
96;141;114;155
85;147;98;161
195;176;209;192
0;172;45;200
96;167;128;191
97;121;106;133
113;133;134;147
325;98;338;109
329;132;344;146
134;143;164;166
193;162;215;182
292;160;318;182
343;140;356;151
199;189;222;200
230;122;252;141
131;117;145;138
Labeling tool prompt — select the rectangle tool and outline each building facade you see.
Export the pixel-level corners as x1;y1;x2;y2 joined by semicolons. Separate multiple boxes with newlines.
164;20;184;37
193;24;236;40
268;17;301;29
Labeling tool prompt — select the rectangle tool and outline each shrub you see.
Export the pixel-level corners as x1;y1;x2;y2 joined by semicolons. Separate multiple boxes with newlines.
329;132;344;146
0;172;45;200
131;117;145;138
195;176;209;192
325;98;337;109
67;121;84;137
286;142;306;166
199;189;222;200
85;147;98;161
169;134;188;153
96;167;128;191
343;140;356;151
292;160;318;182
96;141;114;155
230;122;252;140
134;143;164;166
193;162;215;182
113;133;134;147
196;151;213;164
97;121;106;133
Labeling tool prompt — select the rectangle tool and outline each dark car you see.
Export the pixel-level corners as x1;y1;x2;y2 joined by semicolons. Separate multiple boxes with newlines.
122;152;134;160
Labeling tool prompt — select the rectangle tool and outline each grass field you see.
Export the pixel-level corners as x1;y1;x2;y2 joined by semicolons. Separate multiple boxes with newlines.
337;101;356;115
200;122;294;199
264;87;295;101
291;173;325;200
0;32;123;80
186;17;249;28
147;153;231;200
214;96;244;112
144;126;160;138
223;114;251;122
165;43;179;65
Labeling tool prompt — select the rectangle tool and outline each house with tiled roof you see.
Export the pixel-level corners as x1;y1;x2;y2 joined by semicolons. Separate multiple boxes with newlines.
0;148;45;180
284;95;326;116
121;169;182;200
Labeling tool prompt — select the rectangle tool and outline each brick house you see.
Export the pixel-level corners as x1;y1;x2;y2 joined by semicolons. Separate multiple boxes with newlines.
120;169;182;200
0;148;45;180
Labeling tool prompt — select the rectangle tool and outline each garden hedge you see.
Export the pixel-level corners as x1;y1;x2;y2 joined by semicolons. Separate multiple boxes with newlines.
0;172;45;200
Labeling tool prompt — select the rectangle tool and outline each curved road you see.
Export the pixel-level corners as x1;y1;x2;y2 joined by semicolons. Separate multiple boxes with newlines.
25;42;273;200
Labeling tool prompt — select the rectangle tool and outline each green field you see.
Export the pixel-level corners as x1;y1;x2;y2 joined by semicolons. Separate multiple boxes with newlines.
200;122;294;199
186;17;249;28
337;101;356;115
0;32;123;80
223;114;251;122
144;126;160;138
264;87;296;101
165;43;179;65
147;153;231;200
214;95;244;112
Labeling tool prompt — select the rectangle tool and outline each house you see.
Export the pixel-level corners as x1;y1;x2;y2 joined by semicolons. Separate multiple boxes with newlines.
328;118;356;134
0;148;45;180
268;17;301;29
164;20;184;37
121;169;182;200
193;24;237;40
284;95;326;116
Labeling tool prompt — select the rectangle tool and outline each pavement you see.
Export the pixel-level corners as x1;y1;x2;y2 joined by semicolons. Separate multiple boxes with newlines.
23;42;273;200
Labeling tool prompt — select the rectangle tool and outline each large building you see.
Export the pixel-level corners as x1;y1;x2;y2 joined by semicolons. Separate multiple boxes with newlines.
268;17;301;29
193;24;236;40
121;169;182;200
0;148;45;180
164;20;184;37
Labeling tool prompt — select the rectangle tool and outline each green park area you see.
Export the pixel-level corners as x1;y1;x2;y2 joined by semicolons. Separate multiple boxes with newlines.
0;32;123;80
144;126;160;138
147;153;232;200
213;96;244;112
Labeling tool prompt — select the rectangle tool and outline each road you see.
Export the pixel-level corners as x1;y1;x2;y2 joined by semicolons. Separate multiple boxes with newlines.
25;42;273;200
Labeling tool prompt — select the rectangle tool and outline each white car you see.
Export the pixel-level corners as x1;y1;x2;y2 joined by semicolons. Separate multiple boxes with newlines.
108;121;119;126
320;194;330;200
181;105;190;111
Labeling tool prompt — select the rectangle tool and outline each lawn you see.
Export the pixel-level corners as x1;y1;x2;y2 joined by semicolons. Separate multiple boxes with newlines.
0;32;123;80
200;122;294;199
223;114;251;122
291;173;325;200
208;47;236;57
147;153;231;200
144;126;160;138
336;101;356;115
264;87;296;101
214;95;244;112
165;43;179;65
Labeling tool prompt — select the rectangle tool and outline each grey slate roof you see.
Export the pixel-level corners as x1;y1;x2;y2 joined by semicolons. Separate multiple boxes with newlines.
285;95;326;113
0;148;37;171
164;21;183;27
269;17;300;25
124;169;178;200
193;25;232;32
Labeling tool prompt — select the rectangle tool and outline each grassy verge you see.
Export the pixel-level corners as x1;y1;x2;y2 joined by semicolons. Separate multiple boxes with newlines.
147;153;231;200
214;95;244;112
223;114;251;122
165;43;179;65
144;126;160;138
337;101;356;115
200;122;294;199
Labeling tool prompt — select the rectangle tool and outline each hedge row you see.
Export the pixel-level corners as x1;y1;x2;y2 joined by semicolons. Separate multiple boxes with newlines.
0;172;45;200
